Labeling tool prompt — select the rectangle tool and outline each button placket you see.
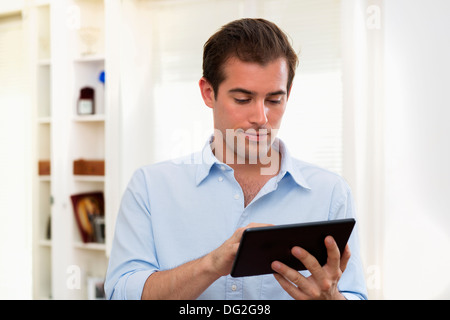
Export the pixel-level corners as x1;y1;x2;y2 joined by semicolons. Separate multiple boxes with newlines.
225;276;243;299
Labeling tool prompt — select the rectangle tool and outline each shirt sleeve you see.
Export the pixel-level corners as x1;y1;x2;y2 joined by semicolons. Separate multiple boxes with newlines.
104;168;159;300
329;178;369;300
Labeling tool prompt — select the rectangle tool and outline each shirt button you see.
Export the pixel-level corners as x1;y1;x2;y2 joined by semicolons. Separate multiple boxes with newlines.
234;194;240;200
231;284;237;291
220;165;226;171
218;176;223;182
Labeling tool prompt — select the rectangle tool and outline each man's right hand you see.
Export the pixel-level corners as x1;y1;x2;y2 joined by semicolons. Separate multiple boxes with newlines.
206;222;274;277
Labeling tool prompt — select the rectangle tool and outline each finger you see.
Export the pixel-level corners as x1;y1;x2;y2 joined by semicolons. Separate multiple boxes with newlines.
272;261;310;299
232;226;247;239
234;223;274;238
273;272;308;300
325;236;341;270
231;223;275;245
271;260;309;287
247;222;274;228
339;244;351;272
291;246;324;280
271;260;300;282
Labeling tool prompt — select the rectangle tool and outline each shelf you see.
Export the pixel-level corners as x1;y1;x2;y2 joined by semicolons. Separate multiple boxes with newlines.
37;116;51;124
73;114;105;122
74;241;106;251
38;175;51;182
38;59;51;66
73;175;105;182
73;55;105;63
38;239;52;247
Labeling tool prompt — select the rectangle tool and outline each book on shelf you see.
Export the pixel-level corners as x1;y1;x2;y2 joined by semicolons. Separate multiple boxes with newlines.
73;159;105;176
70;191;105;244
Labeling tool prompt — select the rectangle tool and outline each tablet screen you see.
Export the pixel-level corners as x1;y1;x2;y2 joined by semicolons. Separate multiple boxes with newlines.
230;218;355;277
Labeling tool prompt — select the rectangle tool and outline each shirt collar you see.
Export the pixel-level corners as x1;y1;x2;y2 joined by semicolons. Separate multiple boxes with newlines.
195;135;311;190
195;135;221;186
276;139;311;190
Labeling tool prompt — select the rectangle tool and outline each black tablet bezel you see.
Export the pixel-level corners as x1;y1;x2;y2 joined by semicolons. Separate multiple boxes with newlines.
230;218;356;277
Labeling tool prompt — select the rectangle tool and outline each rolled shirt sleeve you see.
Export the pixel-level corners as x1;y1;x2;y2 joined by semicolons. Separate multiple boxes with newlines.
104;169;159;300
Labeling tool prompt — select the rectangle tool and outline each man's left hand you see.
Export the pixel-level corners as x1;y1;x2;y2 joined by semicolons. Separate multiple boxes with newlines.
271;236;351;300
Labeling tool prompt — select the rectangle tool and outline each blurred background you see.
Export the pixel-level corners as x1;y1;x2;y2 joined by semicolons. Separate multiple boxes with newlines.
0;0;449;299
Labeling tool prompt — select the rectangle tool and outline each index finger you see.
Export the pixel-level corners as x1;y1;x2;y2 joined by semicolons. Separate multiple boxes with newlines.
340;244;351;272
325;236;341;271
291;246;325;280
232;223;274;242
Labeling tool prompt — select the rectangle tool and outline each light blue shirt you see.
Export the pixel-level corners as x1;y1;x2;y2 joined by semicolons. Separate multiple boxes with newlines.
105;138;368;300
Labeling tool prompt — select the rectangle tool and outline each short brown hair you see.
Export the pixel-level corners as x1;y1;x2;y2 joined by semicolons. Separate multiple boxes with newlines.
202;18;298;97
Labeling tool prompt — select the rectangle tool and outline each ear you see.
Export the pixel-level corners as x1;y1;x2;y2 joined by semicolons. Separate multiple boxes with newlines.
287;83;293;100
199;77;215;109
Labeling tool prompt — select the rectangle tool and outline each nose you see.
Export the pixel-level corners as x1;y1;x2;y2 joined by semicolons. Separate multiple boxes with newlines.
249;99;268;127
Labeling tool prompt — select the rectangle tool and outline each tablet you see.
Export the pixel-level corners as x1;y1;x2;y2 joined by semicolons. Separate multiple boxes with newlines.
230;218;355;277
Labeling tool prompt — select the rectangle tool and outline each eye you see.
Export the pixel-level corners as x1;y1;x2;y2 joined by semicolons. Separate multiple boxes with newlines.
266;95;284;105
234;98;251;104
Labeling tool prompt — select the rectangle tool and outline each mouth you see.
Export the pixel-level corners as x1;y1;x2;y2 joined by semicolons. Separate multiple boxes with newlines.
240;130;269;142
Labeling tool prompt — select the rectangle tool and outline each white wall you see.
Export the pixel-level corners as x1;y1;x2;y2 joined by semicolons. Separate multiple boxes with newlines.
383;0;450;299
0;11;32;299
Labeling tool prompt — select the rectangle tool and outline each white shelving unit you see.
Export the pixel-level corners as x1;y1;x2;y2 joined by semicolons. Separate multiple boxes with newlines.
31;0;120;299
30;1;52;300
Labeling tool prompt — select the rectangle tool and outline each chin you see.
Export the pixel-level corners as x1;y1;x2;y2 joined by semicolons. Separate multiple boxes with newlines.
236;140;272;164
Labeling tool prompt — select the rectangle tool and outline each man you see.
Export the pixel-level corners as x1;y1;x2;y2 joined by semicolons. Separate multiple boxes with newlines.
105;18;367;300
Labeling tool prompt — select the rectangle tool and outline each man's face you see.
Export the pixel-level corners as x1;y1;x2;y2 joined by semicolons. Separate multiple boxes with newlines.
200;57;290;163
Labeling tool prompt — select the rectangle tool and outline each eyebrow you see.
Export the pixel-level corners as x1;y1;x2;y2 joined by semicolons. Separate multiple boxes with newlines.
228;88;286;97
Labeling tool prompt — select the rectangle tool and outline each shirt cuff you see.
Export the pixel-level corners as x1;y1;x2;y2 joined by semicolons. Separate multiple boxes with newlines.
125;269;156;300
341;291;366;300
